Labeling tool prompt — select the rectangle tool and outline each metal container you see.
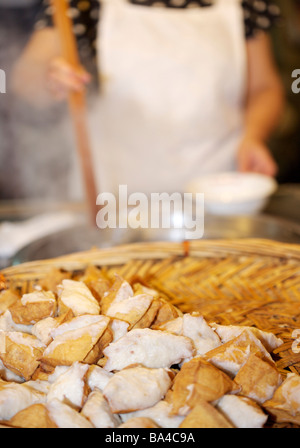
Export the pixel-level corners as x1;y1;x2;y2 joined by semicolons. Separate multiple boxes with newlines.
11;213;300;265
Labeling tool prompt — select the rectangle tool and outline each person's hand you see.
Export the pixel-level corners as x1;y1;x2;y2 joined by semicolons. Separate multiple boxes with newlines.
46;57;91;101
237;138;278;177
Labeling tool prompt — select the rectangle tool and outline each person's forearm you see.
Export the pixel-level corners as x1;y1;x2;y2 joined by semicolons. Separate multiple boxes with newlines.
243;33;285;144
243;81;285;143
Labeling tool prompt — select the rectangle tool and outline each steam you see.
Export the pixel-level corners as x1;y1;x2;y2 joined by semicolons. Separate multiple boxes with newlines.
0;3;86;202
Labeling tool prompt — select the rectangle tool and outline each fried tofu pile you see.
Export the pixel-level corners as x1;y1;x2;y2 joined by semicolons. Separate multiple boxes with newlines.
0;266;295;428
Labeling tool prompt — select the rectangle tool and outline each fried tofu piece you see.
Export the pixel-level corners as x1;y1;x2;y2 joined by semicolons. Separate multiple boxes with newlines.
81;389;121;428
119;417;160;428
109;318;129;342
0;310;32;334
0;290;19;315
57;279;100;316
47;362;89;409
100;276;133;315
0;358;24;383
132;283;160;298
211;323;283;353
155;313;221;357
31;310;74;346
86;364;113;392
41;315;109;367
132;299;161;330
103;366;172;413
153;316;183;334
234;354;282;404
0;380;47;421
181;313;221;356
97;357;108;368
46;399;94;428
263;373;300;425
9;291;56;325
103;328;194;371
179;400;234;428
205;330;274;377
120;400;184;428
151;299;182;326
31;317;60;346
216;395;268;428
80;265;111;302
0;331;45;380
7;403;49;428
49;314;108;340
31;364;55;382
171;357;239;416
8;396;97;429
84;326;113;364
106;294;153;329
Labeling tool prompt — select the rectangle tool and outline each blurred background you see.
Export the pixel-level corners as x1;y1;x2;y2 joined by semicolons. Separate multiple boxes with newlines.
0;0;299;202
0;0;99;202
270;0;300;184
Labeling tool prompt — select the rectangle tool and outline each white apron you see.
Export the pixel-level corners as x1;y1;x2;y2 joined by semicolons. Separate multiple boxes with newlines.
90;0;247;196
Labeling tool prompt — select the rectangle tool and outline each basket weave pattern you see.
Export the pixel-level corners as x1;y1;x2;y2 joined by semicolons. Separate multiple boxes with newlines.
2;238;300;384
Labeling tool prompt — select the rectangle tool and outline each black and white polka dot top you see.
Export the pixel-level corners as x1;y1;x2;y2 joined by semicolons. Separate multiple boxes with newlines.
35;0;282;59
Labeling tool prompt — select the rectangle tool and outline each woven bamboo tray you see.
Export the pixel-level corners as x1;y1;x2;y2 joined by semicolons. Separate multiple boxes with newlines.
2;238;300;376
2;238;300;428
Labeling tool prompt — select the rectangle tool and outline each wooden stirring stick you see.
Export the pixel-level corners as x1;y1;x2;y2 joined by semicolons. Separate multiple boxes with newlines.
51;0;98;226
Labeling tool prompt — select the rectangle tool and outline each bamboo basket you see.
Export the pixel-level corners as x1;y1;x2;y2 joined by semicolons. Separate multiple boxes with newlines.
2;238;300;428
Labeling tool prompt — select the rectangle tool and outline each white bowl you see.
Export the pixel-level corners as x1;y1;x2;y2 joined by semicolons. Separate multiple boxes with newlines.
186;172;278;216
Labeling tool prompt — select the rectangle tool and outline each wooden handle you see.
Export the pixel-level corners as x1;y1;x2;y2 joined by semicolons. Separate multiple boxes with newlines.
51;0;98;226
